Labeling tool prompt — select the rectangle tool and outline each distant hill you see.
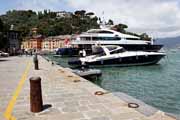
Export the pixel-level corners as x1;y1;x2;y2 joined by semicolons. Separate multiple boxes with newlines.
0;10;99;37
0;10;151;40
155;36;180;48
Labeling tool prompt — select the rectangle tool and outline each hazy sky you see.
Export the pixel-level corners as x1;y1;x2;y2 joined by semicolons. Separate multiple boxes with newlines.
0;0;180;38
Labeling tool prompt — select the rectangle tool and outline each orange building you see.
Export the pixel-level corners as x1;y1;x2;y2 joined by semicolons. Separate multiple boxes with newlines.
42;35;71;51
21;35;44;51
21;35;71;51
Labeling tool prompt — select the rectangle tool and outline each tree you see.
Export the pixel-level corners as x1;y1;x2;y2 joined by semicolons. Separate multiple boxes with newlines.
44;9;48;16
49;11;56;18
0;19;4;48
0;9;98;37
140;33;151;41
38;11;43;19
112;23;128;33
107;19;114;25
74;10;86;16
0;19;8;49
0;18;3;29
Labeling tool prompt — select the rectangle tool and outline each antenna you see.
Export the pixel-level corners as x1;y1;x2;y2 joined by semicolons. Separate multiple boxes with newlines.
102;11;105;24
100;11;106;29
151;35;154;45
151;30;158;45
100;11;112;29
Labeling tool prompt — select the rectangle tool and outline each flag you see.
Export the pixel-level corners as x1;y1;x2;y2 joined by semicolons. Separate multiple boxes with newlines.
64;38;70;45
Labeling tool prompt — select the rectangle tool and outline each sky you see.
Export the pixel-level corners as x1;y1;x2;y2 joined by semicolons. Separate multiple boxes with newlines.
0;0;180;38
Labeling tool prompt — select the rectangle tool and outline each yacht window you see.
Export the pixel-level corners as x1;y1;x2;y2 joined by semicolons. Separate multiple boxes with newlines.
126;38;140;40
88;30;113;34
110;48;125;54
92;37;121;41
106;46;118;51
98;31;113;34
92;37;101;40
114;37;121;40
81;37;91;40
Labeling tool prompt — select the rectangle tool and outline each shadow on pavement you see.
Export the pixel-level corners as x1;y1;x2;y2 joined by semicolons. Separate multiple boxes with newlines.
43;104;52;111
0;59;9;62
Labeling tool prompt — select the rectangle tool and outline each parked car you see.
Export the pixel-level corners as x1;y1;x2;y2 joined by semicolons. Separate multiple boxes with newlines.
0;51;9;57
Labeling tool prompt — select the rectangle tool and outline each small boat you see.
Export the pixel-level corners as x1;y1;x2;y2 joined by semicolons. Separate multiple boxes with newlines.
72;68;102;80
68;45;166;67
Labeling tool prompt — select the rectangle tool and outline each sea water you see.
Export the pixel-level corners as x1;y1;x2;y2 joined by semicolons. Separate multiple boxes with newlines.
94;48;180;115
46;46;180;115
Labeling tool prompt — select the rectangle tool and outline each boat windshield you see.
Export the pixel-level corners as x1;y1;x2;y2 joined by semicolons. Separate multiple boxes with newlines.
80;37;121;41
92;46;125;56
109;48;126;54
126;38;141;40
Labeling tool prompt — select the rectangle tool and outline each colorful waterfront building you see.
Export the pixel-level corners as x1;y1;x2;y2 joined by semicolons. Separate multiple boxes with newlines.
42;35;71;51
21;35;44;51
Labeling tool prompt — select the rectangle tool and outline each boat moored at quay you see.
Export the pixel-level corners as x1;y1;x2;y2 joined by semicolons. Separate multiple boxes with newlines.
68;45;166;67
56;28;163;56
71;28;163;50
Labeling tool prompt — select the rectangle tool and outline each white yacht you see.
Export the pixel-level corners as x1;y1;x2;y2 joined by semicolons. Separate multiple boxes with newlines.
71;28;151;45
56;28;163;56
68;45;166;67
70;28;163;52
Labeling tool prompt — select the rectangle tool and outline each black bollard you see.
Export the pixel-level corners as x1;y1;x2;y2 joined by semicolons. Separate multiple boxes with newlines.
30;76;43;113
33;54;39;70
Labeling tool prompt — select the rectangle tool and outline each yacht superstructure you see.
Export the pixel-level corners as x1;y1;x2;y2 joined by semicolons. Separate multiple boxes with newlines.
72;29;151;45
70;28;163;52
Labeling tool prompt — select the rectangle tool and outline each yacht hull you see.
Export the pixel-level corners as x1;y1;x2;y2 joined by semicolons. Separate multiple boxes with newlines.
56;48;79;56
56;45;163;56
68;54;165;67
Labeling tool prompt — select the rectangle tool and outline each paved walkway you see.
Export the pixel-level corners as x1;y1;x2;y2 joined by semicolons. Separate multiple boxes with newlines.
0;56;177;120
0;56;32;120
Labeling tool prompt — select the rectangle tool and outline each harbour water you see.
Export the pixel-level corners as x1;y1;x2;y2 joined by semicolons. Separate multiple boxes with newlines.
45;42;180;115
95;49;180;115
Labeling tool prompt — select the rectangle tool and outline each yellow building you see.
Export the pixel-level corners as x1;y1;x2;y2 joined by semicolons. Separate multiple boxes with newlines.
21;35;44;51
21;40;28;50
42;35;71;51
21;35;71;51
